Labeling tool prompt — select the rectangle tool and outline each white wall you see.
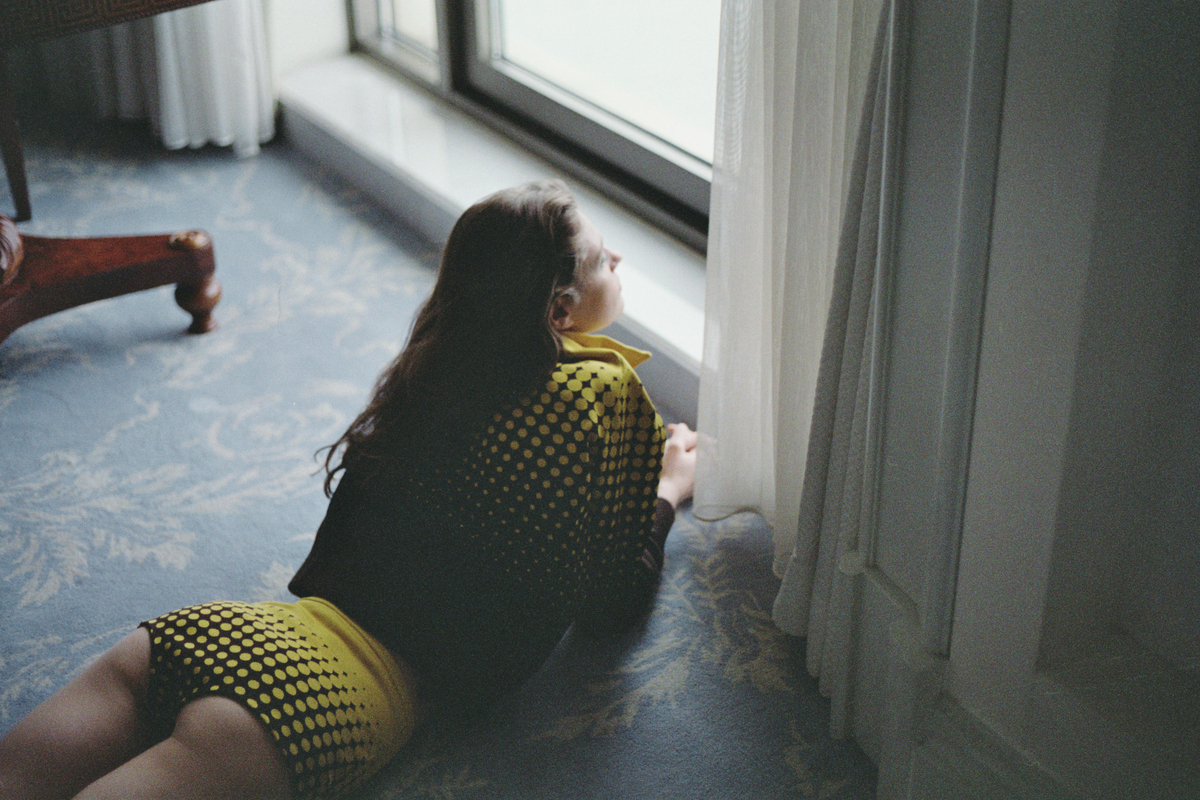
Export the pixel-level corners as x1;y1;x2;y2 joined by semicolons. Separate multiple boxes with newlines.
1090;0;1200;671
939;0;1199;796
262;0;350;91
948;0;1118;741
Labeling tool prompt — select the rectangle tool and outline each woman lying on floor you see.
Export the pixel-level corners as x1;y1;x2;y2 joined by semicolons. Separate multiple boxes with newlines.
0;180;697;800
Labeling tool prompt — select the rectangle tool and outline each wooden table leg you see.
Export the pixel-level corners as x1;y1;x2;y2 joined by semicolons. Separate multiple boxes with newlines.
0;214;221;347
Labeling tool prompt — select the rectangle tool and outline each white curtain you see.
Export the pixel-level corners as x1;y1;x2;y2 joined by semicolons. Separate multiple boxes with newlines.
36;0;274;157
695;0;887;635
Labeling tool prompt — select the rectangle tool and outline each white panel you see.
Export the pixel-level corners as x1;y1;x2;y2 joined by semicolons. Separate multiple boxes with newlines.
949;0;1119;742
265;0;349;89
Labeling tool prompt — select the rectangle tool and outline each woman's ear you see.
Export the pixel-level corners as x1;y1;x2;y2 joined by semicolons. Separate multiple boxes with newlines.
550;294;574;332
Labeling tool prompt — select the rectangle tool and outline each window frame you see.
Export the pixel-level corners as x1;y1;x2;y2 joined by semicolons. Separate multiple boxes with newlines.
349;0;447;86
348;0;711;248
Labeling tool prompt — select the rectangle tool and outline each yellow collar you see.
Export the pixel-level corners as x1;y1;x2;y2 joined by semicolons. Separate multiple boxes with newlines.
560;331;651;369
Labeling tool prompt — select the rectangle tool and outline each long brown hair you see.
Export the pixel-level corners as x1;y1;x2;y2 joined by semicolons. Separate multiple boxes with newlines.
322;180;587;495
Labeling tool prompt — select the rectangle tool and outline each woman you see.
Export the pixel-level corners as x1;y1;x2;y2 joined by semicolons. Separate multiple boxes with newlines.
0;180;697;800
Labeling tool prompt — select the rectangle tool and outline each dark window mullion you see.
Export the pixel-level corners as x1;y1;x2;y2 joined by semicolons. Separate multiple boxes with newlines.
440;0;469;93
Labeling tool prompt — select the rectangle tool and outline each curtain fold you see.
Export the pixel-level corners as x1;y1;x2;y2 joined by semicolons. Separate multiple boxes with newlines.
34;0;274;157
781;18;896;719
696;0;887;637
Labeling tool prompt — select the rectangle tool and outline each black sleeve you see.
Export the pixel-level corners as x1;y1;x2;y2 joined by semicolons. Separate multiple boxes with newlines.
638;497;676;574
575;497;676;634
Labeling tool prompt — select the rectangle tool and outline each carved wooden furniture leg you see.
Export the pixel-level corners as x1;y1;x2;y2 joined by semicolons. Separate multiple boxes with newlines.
0;214;221;347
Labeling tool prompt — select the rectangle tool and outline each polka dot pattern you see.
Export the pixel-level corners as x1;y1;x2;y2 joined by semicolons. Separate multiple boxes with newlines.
141;601;389;800
444;358;664;609
287;347;668;715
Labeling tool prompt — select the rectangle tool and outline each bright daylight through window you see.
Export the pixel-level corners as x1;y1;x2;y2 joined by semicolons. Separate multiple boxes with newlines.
488;0;718;165
354;0;721;238
378;0;438;55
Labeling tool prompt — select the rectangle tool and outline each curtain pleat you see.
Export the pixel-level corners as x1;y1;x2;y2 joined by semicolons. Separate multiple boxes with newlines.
699;0;898;737
30;0;273;158
696;0;887;663
152;0;273;156
782;3;898;737
777;7;892;648
695;0;882;567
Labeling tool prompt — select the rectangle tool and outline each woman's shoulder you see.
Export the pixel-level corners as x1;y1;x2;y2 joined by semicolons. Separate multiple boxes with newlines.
548;357;649;410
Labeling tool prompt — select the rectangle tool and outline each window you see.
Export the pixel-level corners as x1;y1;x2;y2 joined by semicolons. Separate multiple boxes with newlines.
350;0;720;244
351;0;442;84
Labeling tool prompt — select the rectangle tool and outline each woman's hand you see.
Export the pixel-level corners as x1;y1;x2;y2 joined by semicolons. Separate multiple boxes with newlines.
657;422;699;509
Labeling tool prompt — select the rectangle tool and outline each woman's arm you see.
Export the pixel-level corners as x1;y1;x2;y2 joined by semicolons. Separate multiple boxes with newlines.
577;421;700;632
656;423;698;509
635;423;698;574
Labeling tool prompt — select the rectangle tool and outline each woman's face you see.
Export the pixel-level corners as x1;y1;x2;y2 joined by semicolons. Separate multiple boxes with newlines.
559;212;624;333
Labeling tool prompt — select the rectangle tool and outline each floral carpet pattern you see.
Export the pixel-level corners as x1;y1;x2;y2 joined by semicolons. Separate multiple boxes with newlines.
0;115;875;799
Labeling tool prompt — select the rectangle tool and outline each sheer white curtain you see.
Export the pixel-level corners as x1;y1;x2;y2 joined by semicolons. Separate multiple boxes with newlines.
37;0;274;157
695;0;885;633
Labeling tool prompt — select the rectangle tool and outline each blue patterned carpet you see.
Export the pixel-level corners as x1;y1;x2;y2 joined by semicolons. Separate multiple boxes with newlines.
0;113;876;799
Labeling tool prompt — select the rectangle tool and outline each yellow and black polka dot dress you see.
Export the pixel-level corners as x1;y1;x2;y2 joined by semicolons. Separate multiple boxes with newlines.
140;597;420;799
140;333;670;799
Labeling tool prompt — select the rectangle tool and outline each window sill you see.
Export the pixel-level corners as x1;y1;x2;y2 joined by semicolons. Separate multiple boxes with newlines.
278;54;704;424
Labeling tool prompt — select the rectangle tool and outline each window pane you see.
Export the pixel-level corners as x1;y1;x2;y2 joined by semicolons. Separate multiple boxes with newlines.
489;0;720;164
384;0;438;53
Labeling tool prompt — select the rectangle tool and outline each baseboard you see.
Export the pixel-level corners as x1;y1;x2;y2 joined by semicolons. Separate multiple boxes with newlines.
906;698;1080;800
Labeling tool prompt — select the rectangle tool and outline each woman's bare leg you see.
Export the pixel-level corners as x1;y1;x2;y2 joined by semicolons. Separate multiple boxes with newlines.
74;695;290;800
0;629;154;800
0;626;290;800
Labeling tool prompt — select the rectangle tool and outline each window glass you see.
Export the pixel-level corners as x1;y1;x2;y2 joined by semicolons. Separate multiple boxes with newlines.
487;0;720;164
350;0;718;236
383;0;438;53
